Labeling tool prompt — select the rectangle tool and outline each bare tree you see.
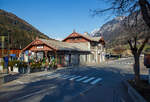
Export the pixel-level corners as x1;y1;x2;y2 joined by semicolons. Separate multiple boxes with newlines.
93;0;150;84
122;14;150;84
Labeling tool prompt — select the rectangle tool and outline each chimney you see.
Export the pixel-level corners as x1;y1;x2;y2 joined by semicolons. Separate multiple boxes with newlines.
73;29;76;33
36;36;39;40
84;32;89;35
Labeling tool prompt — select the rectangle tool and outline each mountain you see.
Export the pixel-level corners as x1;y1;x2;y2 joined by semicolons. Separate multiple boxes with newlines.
92;16;125;41
0;9;49;49
91;12;150;49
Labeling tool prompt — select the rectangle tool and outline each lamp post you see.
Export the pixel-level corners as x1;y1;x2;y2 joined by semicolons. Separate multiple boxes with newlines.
0;33;9;73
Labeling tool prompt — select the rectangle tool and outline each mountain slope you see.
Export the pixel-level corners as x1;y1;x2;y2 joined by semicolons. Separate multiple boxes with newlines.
92;16;125;41
91;12;149;48
0;9;49;49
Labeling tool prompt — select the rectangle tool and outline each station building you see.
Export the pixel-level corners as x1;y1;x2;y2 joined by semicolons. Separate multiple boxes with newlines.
22;31;105;67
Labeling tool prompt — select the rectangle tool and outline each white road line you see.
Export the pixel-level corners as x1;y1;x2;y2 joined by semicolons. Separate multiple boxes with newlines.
11;86;56;102
16;80;24;84
76;76;88;82
16;80;28;84
63;75;76;79
46;73;56;77
83;77;95;83
61;75;69;78
47;73;59;77
59;74;66;77
69;76;81;81
90;78;102;85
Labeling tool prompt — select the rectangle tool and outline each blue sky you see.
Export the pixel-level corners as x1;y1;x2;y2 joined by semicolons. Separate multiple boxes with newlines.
0;0;112;39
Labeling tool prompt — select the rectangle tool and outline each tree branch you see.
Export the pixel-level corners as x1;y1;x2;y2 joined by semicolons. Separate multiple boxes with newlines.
128;39;135;54
134;36;137;49
139;0;150;28
138;36;149;55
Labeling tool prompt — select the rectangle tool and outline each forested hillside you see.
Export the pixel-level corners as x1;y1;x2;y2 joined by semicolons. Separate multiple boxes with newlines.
0;9;49;49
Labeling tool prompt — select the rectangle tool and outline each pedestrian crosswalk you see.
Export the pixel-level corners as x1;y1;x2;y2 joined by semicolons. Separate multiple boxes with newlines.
90;78;102;85
83;77;95;83
44;73;103;85
69;76;81;81
76;76;88;82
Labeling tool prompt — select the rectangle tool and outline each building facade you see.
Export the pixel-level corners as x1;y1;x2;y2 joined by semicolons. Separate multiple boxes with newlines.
22;37;90;67
63;31;105;64
22;31;105;67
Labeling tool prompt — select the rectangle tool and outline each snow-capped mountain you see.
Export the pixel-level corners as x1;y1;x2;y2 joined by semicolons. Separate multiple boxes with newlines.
91;12;148;48
92;16;125;40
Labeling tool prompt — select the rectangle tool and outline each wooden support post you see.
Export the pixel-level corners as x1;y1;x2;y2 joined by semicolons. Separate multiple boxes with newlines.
55;51;57;64
45;51;48;59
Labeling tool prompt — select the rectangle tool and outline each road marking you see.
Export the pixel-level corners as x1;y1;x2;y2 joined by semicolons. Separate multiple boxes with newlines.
76;76;88;82
16;80;25;84
90;78;102;85
69;76;81;80
47;73;59;77
59;74;66;77
11;86;56;102
61;75;69;78
83;77;95;83
63;75;76;79
46;73;56;77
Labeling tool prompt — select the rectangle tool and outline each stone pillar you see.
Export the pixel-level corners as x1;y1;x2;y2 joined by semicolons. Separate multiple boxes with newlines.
100;53;102;63
55;51;57;64
88;54;91;63
96;47;98;63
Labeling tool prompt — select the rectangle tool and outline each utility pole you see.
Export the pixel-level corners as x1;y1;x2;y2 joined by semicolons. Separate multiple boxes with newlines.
8;30;11;59
1;35;4;58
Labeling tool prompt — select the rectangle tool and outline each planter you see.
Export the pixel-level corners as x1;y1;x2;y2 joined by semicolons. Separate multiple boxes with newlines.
30;68;42;73
123;80;148;102
13;66;19;73
0;65;3;72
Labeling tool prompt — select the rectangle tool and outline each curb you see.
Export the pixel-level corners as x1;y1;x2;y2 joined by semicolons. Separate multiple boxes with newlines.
0;74;20;85
123;80;147;102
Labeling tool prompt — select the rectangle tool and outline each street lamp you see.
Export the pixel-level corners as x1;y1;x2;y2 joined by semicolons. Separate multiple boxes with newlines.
0;32;10;74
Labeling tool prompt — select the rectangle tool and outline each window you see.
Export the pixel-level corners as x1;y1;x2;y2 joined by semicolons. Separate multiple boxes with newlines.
37;45;43;49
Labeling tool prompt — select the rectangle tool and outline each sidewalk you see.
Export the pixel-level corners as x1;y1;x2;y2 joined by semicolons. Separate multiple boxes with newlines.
0;72;21;85
0;66;72;85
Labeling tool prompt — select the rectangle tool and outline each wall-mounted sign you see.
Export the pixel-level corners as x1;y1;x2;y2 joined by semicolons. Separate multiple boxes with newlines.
37;46;43;49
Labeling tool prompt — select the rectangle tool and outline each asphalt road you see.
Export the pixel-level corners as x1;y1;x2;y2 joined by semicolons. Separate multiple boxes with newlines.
0;57;147;102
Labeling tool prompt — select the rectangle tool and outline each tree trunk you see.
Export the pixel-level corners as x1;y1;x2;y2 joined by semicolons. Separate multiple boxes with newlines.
134;54;141;84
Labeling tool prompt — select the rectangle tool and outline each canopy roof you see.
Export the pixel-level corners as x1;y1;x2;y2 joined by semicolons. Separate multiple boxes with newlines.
22;38;90;52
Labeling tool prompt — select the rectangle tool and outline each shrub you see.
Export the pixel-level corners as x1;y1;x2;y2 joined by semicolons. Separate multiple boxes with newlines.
30;62;42;69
